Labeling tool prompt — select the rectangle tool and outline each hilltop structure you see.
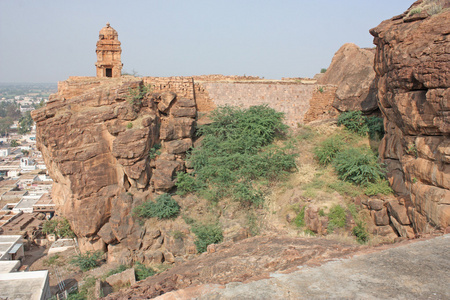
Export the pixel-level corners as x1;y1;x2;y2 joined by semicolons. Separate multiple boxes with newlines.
95;23;122;78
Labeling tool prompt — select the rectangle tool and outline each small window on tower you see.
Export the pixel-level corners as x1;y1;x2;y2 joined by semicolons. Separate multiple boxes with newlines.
106;68;112;77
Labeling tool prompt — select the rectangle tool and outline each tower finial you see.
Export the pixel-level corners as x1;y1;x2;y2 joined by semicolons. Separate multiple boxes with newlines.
106;22;110;27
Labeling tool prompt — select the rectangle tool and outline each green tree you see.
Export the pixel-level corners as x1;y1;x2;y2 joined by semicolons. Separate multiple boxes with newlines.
18;111;33;134
10;139;19;147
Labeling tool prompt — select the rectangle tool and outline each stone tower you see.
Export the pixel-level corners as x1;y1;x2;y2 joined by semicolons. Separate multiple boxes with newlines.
95;23;123;78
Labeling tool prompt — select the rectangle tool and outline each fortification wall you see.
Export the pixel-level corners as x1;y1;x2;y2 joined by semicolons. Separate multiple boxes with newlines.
143;76;194;99
141;76;337;126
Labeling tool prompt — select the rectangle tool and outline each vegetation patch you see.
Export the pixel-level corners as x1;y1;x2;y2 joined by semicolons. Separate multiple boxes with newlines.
133;193;180;220
333;147;385;186
70;251;103;272
176;105;296;206
364;180;393;196
42;218;75;238
293;205;306;227
191;223;223;253
327;204;347;233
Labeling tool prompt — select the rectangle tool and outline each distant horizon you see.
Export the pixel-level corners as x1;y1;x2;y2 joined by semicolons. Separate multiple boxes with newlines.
0;0;414;83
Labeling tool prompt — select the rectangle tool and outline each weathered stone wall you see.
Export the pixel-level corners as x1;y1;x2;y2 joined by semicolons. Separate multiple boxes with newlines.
303;85;339;123
371;1;450;233
140;76;337;126
194;81;331;127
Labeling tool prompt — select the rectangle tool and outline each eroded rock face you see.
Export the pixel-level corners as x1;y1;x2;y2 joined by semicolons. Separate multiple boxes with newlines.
32;76;197;252
370;2;450;232
318;43;378;113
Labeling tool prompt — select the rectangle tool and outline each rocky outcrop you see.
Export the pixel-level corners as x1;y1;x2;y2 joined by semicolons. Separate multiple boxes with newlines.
370;1;450;233
32;76;197;254
318;43;378;113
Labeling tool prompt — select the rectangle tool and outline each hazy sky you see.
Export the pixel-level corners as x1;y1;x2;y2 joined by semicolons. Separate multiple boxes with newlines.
0;0;413;83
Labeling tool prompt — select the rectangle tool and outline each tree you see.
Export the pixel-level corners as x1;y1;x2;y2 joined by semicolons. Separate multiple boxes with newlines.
18;111;33;134
10;139;19;147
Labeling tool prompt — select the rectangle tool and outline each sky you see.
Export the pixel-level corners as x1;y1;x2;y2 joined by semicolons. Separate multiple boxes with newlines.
0;0;414;83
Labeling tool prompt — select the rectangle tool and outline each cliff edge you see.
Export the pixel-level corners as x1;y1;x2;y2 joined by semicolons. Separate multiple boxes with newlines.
370;0;450;233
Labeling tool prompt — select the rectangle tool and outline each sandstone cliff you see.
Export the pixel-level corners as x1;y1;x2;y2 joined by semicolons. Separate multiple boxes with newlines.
32;76;197;255
318;43;378;113
370;0;450;233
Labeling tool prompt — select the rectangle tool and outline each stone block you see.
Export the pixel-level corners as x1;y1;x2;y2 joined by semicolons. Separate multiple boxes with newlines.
371;208;390;226
368;199;384;211
105;268;136;287
387;199;411;225
165;139;193;154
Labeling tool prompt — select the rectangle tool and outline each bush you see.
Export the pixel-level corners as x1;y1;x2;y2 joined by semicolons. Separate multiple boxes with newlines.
191;223;223;253
293;206;306;227
366;116;384;140
337;111;368;136
133;194;180;220
175;172;206;196
42;218;75;238
333;147;385;186
134;262;156;281
177;105;296;205
327;204;347;233
353;220;369;244
365;180;393;196
70;251;103;272
314;135;346;165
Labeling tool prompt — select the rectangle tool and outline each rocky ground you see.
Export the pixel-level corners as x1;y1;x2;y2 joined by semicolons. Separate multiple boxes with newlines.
106;234;449;299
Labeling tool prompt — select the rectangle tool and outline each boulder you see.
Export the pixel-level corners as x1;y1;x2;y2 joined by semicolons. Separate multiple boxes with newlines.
371;208;390;226
387;199;411;225
368;199;384;211
318;43;378;113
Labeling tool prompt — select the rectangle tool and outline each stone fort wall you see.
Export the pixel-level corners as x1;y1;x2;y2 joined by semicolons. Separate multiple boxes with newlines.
140;75;337;126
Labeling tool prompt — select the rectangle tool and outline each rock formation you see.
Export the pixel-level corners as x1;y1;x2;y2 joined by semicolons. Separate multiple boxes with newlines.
31;76;197;256
318;43;378;113
370;0;450;233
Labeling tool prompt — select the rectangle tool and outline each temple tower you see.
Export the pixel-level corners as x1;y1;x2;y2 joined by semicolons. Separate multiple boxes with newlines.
95;23;123;78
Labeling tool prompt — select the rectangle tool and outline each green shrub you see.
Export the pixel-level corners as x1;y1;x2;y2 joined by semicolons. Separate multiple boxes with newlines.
318;209;325;217
148;144;161;159
127;84;151;106
127;122;133;129
133;194;180;220
408;7;422;16
175;172;206;196
293;206;306;227
337;111;368;136
134;262;156;281
326;180;364;197
70;251;103;272
42;218;75;238
314;135;346;165
304;229;316;236
353;220;369;244
177;105;296;205
327;204;347;233
333;147;385;186
105;265;128;278
366;116;384;140
192;223;223;253
320;68;327;73
364;180;393;196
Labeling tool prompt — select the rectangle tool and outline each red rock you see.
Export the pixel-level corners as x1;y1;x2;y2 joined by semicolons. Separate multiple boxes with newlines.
371;208;390;226
165;139;193;154
371;3;450;232
31;77;197;252
387;199;411;225
318;43;378;113
368;199;385;211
